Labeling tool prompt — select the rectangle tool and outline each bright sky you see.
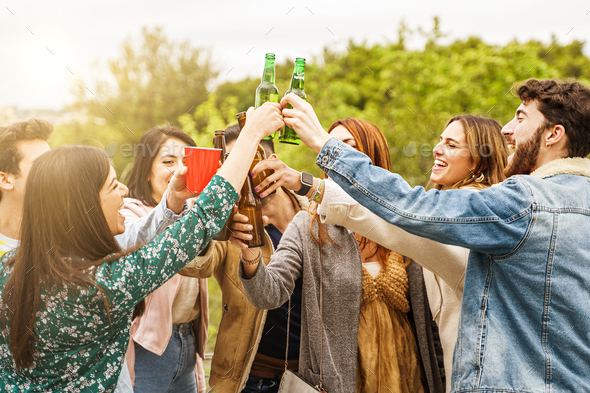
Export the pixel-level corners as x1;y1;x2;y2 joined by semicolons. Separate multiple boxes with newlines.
1;0;589;110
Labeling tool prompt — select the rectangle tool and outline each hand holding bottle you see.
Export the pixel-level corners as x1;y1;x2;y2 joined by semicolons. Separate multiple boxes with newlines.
251;155;305;197
216;103;282;193
281;94;331;153
242;102;284;141
228;211;270;249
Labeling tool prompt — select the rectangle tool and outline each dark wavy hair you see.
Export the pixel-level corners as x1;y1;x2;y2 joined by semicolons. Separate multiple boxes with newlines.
518;79;590;157
126;126;195;207
0;118;53;201
1;146;122;368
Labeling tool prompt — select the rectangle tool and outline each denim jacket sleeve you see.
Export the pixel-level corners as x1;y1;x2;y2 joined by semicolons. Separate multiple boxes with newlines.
318;179;468;293
316;138;533;256
115;190;188;249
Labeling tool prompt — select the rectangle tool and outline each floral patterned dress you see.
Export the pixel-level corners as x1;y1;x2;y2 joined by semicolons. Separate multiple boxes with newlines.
0;175;237;393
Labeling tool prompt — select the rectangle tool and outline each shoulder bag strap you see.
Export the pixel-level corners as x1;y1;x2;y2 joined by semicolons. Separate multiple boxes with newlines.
318;240;324;390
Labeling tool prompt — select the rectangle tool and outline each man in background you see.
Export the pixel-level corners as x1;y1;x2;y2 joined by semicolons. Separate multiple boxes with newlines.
0;119;52;257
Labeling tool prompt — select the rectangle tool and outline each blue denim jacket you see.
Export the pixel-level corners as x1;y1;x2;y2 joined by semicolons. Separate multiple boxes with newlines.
316;138;590;393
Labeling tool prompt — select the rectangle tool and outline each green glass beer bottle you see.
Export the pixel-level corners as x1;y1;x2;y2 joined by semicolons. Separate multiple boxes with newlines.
279;58;306;145
213;129;233;241
255;53;280;140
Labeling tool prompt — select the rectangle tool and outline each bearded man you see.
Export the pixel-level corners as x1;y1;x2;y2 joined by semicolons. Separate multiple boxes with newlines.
281;78;590;393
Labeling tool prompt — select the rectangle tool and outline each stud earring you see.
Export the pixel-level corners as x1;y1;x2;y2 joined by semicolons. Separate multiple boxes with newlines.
546;143;551;149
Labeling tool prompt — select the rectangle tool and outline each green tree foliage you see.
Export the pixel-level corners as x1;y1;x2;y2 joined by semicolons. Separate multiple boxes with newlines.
52;27;217;171
54;21;590;185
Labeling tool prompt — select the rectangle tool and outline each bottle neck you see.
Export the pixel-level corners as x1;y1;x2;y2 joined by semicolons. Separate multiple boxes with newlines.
237;114;246;130
213;136;226;151
261;58;276;84
289;63;305;90
241;175;256;196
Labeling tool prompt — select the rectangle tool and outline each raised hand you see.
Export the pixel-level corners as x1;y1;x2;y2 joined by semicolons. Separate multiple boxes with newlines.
252;155;303;197
228;209;270;249
217;103;284;192
166;166;196;214
242;102;284;141
281;93;331;153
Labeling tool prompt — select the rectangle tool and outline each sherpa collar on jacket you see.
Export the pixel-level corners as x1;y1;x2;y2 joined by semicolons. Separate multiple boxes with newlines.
530;157;590;179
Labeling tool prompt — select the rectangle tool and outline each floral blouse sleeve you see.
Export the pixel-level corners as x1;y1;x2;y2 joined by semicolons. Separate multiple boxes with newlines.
94;175;238;320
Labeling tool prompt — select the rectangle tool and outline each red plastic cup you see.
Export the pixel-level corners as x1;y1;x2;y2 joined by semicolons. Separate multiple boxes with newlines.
184;147;222;194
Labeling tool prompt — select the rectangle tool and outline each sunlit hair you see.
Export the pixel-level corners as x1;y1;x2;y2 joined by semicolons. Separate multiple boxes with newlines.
310;117;393;266
435;115;509;191
0;146;125;368
127;126;196;207
0;118;53;202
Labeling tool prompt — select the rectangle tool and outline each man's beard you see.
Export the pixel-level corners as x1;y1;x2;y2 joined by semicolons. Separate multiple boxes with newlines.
504;125;544;177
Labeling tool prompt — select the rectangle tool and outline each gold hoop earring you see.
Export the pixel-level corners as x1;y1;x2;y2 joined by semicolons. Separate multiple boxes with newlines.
546;143;551;149
474;173;485;183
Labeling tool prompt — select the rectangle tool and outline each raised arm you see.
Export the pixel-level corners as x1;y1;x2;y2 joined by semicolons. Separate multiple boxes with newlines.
115;190;187;248
98;103;284;314
97;175;238;313
239;212;307;310
319;180;468;292
280;94;532;256
314;140;531;255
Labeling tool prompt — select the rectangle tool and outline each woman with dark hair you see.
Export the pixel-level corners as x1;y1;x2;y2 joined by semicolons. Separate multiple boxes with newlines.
234;118;431;393
122;126;208;393
252;114;509;392
0;103;283;392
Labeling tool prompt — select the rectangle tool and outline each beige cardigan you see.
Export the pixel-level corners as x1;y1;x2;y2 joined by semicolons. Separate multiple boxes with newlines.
318;180;469;393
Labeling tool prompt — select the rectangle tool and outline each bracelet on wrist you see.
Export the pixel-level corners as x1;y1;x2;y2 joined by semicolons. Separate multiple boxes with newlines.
241;248;262;265
309;179;324;203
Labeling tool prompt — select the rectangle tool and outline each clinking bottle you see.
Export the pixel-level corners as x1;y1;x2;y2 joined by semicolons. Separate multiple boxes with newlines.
279;57;307;145
235;113;266;247
213;129;234;241
254;53;280;140
236;112;274;194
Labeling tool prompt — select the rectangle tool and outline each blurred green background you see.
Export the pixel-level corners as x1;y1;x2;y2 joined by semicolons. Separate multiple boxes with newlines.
48;19;590;389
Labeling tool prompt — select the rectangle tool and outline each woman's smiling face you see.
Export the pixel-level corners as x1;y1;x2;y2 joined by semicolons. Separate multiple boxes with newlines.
100;166;129;236
149;137;186;204
430;121;475;187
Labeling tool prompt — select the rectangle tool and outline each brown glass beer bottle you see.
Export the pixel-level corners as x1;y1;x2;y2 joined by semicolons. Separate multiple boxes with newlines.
236;112;274;193
237;175;266;248
213;129;234;241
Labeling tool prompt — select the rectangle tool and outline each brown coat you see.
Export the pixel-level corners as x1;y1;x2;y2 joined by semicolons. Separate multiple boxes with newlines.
180;190;307;393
